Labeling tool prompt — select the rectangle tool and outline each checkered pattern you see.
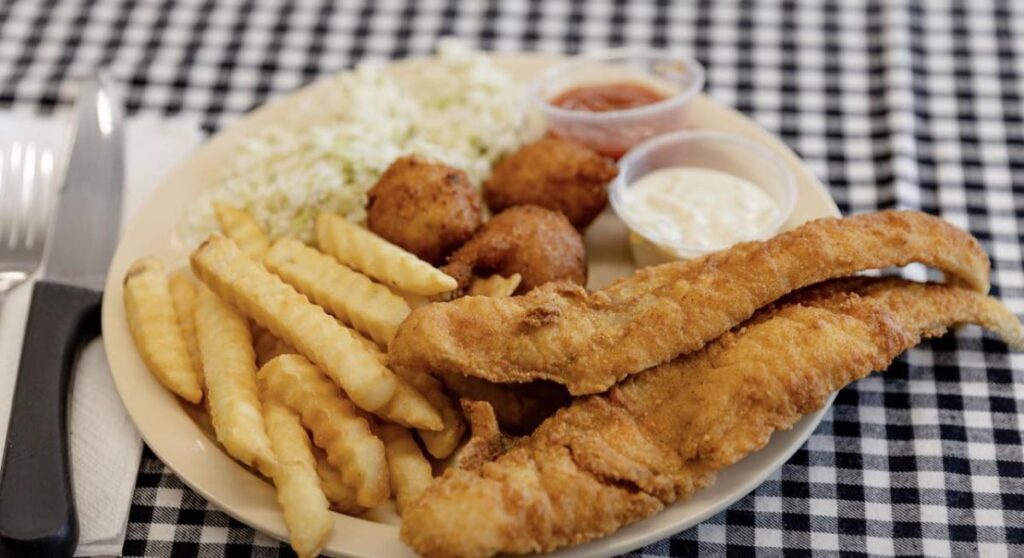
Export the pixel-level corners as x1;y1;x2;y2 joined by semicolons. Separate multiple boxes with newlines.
2;0;1022;555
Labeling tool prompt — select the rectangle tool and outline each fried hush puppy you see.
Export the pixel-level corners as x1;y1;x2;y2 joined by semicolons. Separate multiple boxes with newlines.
442;205;586;293
484;136;618;230
367;155;483;265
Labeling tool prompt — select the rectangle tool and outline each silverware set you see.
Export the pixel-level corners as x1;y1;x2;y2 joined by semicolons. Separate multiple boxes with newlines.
0;74;125;558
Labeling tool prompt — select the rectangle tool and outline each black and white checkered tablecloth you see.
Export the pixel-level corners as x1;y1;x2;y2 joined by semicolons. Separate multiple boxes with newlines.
2;0;1023;556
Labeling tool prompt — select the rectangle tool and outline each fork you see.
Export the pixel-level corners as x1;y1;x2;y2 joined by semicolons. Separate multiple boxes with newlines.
0;140;56;317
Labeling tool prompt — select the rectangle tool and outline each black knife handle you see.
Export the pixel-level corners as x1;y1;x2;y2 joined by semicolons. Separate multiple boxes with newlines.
0;281;102;558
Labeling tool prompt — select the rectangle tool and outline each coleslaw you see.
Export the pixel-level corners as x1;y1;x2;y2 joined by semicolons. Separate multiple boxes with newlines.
182;40;533;245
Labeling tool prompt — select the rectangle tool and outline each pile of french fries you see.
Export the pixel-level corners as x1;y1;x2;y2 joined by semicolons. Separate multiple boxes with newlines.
123;203;500;557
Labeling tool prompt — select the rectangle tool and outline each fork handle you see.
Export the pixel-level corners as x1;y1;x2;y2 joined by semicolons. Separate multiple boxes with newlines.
0;281;102;557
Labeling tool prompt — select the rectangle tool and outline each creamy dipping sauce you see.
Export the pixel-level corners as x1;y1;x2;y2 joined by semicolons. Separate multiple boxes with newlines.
620;167;780;250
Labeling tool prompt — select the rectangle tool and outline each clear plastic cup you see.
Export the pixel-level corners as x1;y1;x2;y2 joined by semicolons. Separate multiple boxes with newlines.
529;48;705;158
609;131;797;266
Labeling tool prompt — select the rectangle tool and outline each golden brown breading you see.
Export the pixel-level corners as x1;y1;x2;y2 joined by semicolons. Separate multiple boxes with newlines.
367;155;482;265
484;137;617;230
442;205;586;293
450;399;507;471
400;279;1023;557
391;211;992;395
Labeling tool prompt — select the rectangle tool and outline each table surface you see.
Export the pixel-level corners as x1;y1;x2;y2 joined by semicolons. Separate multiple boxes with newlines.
2;0;1023;556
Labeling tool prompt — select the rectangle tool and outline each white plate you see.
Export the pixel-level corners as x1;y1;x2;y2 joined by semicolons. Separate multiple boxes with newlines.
102;54;841;557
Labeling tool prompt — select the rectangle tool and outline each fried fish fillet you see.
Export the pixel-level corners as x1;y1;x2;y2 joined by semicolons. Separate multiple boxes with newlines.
400;279;1022;558
390;211;991;395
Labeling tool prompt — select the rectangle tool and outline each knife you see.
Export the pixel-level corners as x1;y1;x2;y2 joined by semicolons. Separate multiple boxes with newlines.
0;74;124;557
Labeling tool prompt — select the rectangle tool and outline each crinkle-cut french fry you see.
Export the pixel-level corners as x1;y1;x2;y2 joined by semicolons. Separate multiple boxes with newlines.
195;285;276;477
213;202;271;260
349;326;387;361
252;326;295;367
124;258;203;404
191;234;443;430
392;288;432;310
392;366;465;459
264;238;410;347
468;273;522;298
263;402;332;558
316;212;457;296
352;326;453;437
379;380;443;430
258;354;390;508
347;329;463;458
312;446;366;515
168;270;204;387
378;424;433;515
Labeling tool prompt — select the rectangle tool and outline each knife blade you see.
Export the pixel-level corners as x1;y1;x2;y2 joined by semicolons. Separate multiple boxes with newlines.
44;73;125;289
0;73;124;558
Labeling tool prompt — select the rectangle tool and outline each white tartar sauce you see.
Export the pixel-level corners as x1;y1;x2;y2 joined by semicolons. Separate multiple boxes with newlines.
620;167;780;250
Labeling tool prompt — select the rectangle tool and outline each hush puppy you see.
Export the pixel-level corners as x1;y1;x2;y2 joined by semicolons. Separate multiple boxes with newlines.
367;156;482;264
443;205;586;293
484;137;618;230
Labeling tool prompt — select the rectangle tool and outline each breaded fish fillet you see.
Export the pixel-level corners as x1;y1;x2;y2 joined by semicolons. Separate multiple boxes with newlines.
400;279;1022;558
390;211;991;395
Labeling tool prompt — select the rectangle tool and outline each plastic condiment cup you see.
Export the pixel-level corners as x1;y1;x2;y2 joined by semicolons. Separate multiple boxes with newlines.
609;131;797;266
529;48;705;158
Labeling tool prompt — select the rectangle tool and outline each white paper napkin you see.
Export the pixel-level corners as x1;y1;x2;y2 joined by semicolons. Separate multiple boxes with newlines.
0;112;203;556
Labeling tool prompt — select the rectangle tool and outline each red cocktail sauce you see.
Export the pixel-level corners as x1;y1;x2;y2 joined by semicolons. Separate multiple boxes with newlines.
551;82;667;112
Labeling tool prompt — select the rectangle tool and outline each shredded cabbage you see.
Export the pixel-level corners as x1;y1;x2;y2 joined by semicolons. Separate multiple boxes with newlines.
182;40;532;245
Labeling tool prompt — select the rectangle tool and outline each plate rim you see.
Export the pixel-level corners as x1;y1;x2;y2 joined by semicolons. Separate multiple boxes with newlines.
102;52;841;558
